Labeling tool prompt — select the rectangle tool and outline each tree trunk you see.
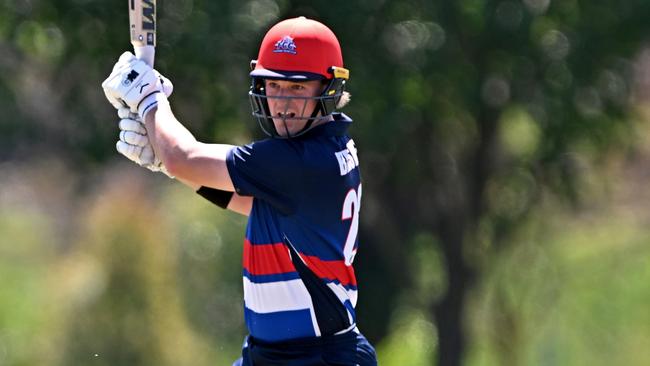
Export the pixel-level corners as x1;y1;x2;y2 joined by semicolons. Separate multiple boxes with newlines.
434;212;472;366
431;98;498;365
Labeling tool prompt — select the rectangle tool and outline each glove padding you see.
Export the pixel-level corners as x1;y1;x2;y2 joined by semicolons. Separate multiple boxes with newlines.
102;52;173;118
116;107;173;178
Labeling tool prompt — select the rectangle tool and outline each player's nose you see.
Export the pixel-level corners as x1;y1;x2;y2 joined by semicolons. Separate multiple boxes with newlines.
271;96;294;110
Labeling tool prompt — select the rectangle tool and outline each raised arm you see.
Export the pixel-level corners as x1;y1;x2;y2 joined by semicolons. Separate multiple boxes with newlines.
143;95;235;192
144;100;253;215
102;52;252;215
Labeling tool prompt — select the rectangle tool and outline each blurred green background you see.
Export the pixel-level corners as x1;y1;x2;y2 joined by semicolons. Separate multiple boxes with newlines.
2;0;650;365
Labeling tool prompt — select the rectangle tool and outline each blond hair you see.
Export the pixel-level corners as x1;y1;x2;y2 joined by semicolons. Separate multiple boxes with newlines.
337;91;351;109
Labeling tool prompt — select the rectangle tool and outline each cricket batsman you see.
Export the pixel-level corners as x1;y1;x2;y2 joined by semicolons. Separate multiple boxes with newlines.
102;16;377;365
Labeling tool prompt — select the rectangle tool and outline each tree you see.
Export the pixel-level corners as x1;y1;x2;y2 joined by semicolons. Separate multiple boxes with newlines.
343;0;650;364
1;0;650;364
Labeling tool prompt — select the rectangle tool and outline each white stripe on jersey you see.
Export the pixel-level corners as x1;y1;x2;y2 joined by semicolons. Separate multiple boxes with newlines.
244;276;322;336
309;303;322;337
327;282;359;325
244;277;313;313
327;282;358;307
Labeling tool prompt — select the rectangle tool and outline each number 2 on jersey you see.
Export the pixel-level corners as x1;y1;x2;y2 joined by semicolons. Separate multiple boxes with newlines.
342;184;362;266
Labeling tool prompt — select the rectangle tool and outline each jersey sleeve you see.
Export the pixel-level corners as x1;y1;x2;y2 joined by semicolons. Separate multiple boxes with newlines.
226;140;302;215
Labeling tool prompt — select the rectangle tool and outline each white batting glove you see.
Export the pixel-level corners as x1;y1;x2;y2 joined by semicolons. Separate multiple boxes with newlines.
116;107;173;178
102;52;174;118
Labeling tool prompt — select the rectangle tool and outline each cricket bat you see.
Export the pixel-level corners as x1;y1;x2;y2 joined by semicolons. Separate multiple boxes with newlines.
129;0;156;67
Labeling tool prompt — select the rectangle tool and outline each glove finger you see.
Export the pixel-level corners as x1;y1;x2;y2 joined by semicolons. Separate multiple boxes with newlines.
120;130;149;147
116;140;142;162
117;107;132;119
140;145;155;165
119;118;147;134
118;108;140;121
104;87;126;110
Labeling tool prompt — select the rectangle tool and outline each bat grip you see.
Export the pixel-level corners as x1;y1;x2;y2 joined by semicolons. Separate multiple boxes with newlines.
134;45;155;67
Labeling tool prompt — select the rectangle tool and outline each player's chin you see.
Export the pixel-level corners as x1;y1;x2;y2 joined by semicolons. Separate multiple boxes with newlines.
272;119;301;137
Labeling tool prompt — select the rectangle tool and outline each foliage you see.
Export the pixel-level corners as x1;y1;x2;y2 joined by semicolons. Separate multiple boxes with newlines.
1;0;650;365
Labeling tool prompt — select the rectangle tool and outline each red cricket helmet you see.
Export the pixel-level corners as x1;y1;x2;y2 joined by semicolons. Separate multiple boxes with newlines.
249;17;350;138
251;16;347;80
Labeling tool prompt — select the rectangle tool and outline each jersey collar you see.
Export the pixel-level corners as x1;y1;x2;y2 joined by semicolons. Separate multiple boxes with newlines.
300;113;353;138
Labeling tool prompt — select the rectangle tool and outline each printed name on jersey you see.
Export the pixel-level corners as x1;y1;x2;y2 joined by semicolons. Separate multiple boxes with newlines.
335;140;359;176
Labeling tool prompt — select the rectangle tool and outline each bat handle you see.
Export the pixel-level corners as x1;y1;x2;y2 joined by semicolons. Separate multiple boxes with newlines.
134;45;155;68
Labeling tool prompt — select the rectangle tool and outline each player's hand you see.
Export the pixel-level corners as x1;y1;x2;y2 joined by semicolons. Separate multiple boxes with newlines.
102;52;174;118
115;107;173;178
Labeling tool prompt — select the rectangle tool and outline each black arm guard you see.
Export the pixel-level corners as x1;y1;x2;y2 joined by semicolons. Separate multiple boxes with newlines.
196;186;234;209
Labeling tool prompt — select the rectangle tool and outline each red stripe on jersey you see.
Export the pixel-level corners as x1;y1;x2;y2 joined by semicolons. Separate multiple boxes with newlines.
301;254;357;287
243;239;295;275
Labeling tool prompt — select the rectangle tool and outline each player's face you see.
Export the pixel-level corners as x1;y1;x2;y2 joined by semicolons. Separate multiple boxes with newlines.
264;79;323;137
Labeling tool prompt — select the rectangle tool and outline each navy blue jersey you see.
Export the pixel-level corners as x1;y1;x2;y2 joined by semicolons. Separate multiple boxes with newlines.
226;113;362;342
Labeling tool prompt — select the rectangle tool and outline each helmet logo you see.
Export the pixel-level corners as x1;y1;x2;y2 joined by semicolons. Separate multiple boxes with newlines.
273;36;297;54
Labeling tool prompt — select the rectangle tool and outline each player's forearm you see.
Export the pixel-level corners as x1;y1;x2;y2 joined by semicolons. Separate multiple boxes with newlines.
144;97;237;191
178;142;237;191
144;96;196;170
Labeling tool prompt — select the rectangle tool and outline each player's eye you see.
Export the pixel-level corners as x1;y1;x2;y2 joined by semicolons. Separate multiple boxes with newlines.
267;81;280;89
291;84;305;91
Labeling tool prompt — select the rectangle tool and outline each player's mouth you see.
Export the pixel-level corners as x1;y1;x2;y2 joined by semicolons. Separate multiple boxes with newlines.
276;112;296;119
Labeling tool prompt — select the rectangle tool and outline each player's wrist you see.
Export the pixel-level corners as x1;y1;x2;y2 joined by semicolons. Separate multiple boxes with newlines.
138;92;169;120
